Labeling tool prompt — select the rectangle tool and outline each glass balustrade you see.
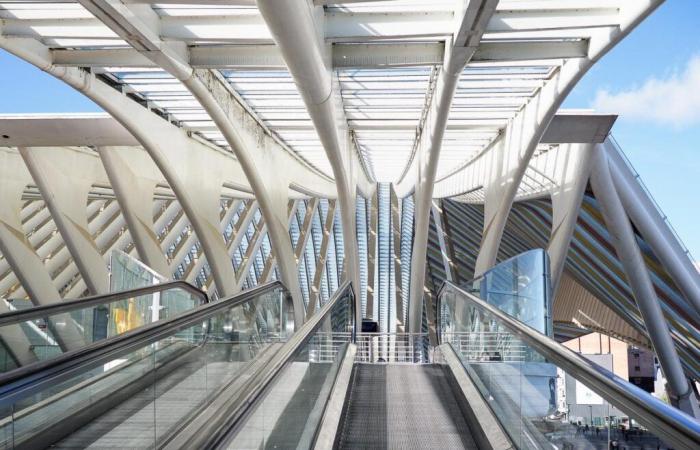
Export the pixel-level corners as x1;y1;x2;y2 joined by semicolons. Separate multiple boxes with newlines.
226;284;355;449
0;283;291;449
438;281;698;450
0;283;206;372
469;249;552;336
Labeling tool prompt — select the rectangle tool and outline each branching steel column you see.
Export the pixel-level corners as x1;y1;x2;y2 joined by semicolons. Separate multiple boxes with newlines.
590;145;699;418
0;149;85;357
471;1;664;279
0;37;241;299
256;0;373;329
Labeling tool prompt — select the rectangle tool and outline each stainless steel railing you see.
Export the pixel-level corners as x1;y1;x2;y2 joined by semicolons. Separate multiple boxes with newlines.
441;331;529;362
355;332;431;364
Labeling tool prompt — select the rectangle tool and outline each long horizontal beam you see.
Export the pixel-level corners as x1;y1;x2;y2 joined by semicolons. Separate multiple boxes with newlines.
0;8;618;43
49;43;443;69
48;40;586;69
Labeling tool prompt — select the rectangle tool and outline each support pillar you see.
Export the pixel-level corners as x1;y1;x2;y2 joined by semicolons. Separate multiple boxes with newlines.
366;191;378;321
390;187;405;332
547;143;594;295
590;145;699;418
0;149;85;357
98;146;170;277
20;147;110;294
605;142;700;316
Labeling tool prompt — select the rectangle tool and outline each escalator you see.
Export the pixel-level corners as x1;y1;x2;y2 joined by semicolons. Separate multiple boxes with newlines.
221;279;700;450
1;279;699;449
0;281;293;449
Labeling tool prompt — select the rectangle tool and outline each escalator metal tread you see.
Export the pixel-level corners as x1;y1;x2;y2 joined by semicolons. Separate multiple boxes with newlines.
336;364;477;450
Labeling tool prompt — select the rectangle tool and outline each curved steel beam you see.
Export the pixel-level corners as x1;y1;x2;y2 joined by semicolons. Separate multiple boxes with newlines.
256;0;375;327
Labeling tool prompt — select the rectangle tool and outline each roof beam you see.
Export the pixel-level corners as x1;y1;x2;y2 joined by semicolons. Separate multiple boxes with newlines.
0;8;620;43
473;40;589;61
50;42;445;69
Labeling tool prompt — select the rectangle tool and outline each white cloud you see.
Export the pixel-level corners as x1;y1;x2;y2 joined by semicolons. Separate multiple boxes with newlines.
592;55;700;128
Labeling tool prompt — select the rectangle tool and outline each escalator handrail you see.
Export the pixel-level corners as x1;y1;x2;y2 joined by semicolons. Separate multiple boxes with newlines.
176;280;355;449
436;280;700;450
0;281;287;406
0;280;208;327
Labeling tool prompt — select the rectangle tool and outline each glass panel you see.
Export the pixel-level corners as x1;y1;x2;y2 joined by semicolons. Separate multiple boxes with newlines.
110;249;168;292
0;285;204;372
439;283;672;450
0;284;290;449
227;286;354;449
470;249;552;336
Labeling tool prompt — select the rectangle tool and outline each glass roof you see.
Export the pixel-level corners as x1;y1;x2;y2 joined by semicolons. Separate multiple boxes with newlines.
0;0;623;184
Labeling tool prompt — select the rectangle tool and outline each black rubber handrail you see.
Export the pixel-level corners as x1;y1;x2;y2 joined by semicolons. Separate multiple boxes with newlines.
0;281;286;406
436;280;700;450
0;280;208;327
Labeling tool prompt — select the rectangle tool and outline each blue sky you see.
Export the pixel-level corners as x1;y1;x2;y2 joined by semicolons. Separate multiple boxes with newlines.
1;1;699;261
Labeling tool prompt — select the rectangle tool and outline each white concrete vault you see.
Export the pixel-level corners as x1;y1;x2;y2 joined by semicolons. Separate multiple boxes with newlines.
3;0;700;416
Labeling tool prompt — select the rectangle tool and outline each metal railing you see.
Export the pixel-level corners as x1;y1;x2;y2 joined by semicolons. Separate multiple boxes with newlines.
307;332;353;363
441;331;529;362
355;332;431;364
174;280;355;449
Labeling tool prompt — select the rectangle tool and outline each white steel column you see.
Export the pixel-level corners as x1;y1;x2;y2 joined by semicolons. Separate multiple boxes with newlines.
431;201;454;283
366;192;378;321
0;149;85;355
546;143;594;294
605;142;700;316
256;0;375;329
98;146;170;276
590;145;699;418
390;187;405;332
307;200;337;318
0;38;241;298
471;1;663;279
20;146;110;294
407;1;498;332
